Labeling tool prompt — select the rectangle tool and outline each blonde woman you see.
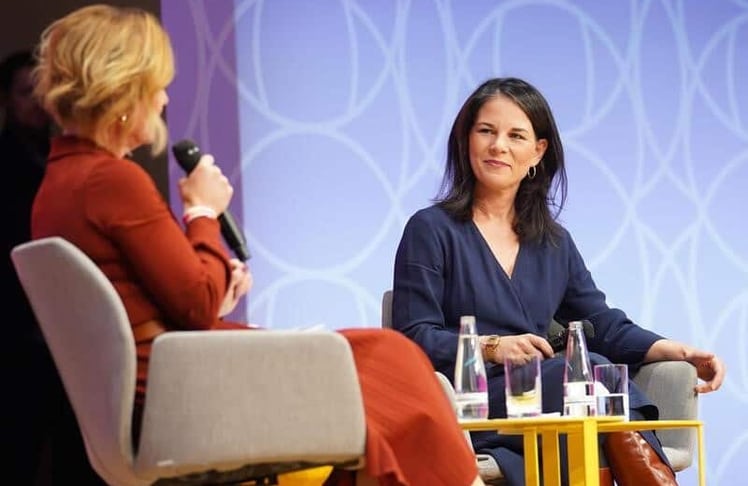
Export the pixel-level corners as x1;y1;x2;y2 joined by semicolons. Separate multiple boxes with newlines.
31;5;485;486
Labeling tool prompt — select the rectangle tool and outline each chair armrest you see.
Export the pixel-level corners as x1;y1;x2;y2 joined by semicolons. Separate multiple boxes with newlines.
134;330;366;479
631;361;698;470
434;372;504;482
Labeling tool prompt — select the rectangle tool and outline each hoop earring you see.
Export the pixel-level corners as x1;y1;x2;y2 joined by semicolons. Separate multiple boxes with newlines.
527;165;537;179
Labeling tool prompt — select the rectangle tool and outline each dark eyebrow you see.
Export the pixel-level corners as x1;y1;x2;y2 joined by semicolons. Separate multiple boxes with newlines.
473;121;531;133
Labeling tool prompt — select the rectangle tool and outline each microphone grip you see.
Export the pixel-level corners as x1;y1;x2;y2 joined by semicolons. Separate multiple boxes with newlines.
219;211;251;262
548;331;567;354
172;139;251;262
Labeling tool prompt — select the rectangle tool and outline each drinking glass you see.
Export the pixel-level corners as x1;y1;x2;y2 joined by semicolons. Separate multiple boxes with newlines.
504;355;542;418
594;363;629;420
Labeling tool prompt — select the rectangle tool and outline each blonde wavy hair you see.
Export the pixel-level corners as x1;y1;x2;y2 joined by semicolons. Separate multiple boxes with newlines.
34;4;174;154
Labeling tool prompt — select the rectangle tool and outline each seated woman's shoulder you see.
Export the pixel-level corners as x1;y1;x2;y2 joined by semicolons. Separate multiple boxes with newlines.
92;156;152;183
555;223;572;240
408;204;455;225
85;157;161;203
545;223;576;252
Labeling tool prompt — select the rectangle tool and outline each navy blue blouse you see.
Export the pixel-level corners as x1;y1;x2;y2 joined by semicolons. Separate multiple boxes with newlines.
392;205;663;380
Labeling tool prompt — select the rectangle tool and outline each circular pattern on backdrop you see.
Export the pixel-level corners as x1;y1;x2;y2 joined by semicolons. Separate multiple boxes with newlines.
165;3;748;482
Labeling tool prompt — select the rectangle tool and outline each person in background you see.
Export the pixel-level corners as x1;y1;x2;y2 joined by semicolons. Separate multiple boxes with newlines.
1;49;103;485
30;5;485;486
0;51;49;351
392;77;725;486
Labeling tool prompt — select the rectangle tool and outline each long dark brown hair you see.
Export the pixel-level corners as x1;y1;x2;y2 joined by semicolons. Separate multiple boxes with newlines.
437;77;567;244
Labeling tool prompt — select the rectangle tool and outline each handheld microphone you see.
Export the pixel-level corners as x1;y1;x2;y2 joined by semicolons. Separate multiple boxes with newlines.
171;139;251;261
547;319;595;354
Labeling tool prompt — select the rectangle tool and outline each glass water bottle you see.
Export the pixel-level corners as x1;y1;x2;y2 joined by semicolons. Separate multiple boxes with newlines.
562;320;597;416
454;315;489;420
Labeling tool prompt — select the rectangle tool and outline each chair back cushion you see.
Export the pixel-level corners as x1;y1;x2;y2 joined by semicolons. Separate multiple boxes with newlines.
11;237;142;485
381;290;393;328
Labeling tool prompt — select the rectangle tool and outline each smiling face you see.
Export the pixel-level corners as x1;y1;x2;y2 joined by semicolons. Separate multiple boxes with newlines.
468;94;547;196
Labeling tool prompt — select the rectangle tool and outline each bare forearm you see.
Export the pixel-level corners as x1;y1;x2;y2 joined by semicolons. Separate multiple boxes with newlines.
643;339;690;363
644;338;726;393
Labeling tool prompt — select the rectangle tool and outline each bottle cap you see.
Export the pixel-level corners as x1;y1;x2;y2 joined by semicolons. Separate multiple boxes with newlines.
459;315;477;334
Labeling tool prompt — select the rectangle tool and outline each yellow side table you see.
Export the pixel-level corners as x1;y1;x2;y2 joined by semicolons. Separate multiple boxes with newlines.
277;466;333;486
460;416;704;486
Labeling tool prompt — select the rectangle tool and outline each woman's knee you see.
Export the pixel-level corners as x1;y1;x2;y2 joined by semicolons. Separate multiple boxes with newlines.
589;352;612;365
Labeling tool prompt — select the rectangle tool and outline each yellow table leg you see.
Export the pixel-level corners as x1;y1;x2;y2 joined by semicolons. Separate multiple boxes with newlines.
567;420;600;485
523;428;540;486
567;426;583;484
541;430;561;486
581;419;600;485
697;423;706;486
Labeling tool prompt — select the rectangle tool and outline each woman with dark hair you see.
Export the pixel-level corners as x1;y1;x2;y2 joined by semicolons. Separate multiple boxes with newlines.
392;77;724;486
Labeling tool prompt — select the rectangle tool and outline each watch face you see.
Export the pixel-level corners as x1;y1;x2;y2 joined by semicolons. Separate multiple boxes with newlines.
484;336;500;348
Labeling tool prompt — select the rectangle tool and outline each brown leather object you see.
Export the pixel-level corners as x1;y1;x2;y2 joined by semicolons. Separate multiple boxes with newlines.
599;467;613;486
604;431;678;486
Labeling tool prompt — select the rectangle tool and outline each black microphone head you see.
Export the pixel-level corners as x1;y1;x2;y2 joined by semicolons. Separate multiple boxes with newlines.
547;319;595;354
581;319;596;338
547;319;567;353
172;139;202;174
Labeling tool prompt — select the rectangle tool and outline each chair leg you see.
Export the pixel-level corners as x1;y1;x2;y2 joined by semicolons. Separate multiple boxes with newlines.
321;470;378;486
238;476;278;485
354;471;378;486
323;470;355;486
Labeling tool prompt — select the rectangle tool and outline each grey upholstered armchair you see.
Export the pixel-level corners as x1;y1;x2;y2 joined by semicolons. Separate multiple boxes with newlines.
11;237;368;486
380;290;698;484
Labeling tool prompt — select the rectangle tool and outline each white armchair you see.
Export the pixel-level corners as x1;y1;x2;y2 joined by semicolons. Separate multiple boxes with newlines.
11;236;367;486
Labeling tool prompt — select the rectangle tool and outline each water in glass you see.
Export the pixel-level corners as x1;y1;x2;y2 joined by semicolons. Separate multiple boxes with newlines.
597;393;629;417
